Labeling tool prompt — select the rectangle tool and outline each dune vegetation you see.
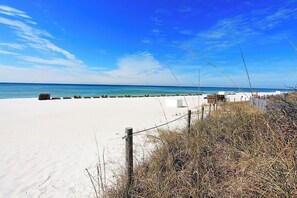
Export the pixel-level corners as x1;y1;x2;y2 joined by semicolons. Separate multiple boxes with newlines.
103;93;297;197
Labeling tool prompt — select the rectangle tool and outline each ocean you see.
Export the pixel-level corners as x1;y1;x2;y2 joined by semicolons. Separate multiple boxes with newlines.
0;83;289;99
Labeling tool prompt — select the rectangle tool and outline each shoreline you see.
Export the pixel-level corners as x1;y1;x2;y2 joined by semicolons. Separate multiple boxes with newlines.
0;82;289;100
0;90;287;100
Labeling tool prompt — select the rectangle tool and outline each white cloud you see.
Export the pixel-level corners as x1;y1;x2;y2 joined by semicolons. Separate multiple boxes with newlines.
105;52;179;85
265;7;297;22
0;50;19;55
0;42;24;49
0;5;180;85
116;52;162;73
0;63;100;84
0;5;85;69
183;6;297;51
0;52;186;85
0;5;31;19
19;56;84;68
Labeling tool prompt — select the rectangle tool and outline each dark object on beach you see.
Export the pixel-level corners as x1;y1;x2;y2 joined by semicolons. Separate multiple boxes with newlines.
93;96;100;98
144;94;149;97
207;94;225;104
51;97;61;100
63;97;72;99
38;93;50;100
84;96;91;99
74;95;82;99
125;95;131;98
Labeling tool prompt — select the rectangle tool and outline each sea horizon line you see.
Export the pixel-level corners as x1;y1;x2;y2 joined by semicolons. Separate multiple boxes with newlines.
0;82;290;90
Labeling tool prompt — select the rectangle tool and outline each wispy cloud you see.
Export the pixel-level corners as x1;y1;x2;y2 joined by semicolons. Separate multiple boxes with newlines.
0;50;19;55
183;6;297;51
19;56;84;68
0;5;183;85
256;7;297;30
0;42;24;49
0;52;186;85
0;4;85;69
0;5;31;19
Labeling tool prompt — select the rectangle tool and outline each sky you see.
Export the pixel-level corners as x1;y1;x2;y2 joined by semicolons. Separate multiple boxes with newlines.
0;0;296;88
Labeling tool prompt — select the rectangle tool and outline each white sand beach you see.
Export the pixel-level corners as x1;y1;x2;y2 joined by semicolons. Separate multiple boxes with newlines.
0;92;279;197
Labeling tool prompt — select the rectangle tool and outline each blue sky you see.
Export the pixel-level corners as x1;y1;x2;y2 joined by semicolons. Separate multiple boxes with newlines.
0;0;296;88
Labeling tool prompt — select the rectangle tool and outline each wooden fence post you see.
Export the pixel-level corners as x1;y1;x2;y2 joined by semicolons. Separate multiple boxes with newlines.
201;106;204;120
125;127;133;198
187;110;191;133
209;104;211;115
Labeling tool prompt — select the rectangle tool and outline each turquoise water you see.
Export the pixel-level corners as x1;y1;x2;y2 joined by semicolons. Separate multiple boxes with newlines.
0;83;290;99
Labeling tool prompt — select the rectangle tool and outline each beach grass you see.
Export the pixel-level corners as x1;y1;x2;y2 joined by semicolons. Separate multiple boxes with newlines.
104;93;297;197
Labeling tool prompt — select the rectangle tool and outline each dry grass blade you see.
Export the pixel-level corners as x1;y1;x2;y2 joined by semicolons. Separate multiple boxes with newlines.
167;65;189;108
240;47;253;92
178;45;241;92
86;168;99;198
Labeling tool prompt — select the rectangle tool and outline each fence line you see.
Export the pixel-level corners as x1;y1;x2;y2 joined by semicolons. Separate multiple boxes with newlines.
251;97;269;112
132;114;188;135
250;93;288;112
123;102;217;197
122;103;218;139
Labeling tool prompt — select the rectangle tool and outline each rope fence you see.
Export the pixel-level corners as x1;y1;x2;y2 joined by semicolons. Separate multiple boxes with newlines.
123;102;218;197
122;103;217;139
131;113;188;136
